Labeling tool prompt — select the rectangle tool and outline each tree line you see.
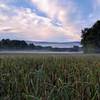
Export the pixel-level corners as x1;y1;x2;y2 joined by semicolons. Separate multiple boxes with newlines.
0;39;81;52
0;39;35;50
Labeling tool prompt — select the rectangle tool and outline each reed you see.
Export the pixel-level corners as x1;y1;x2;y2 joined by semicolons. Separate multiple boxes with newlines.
0;54;100;100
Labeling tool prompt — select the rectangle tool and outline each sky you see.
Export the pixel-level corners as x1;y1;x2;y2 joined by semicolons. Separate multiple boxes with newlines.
0;0;100;42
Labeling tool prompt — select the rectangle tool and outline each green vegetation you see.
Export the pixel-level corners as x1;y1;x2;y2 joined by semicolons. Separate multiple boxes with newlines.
0;54;100;100
81;20;100;53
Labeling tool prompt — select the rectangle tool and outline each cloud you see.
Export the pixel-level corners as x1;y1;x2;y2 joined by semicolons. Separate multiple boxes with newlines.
31;0;81;39
31;0;78;23
0;0;81;41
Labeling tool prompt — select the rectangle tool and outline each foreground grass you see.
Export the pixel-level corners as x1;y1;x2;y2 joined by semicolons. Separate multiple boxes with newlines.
0;54;100;100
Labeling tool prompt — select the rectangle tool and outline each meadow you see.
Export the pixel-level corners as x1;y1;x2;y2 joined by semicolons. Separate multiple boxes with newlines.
0;54;100;100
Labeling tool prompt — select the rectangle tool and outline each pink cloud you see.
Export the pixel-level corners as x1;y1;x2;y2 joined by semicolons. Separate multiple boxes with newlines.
0;1;81;41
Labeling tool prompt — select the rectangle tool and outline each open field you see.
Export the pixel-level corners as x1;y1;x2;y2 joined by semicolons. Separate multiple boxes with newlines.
0;54;100;100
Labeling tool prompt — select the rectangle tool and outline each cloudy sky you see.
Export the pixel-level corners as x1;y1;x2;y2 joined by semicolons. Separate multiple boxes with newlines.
0;0;100;42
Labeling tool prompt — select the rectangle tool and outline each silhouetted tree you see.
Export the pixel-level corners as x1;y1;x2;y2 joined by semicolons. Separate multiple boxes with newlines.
0;39;28;49
81;20;100;53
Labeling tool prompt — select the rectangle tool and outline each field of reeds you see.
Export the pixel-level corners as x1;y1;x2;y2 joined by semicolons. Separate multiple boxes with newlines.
0;54;100;100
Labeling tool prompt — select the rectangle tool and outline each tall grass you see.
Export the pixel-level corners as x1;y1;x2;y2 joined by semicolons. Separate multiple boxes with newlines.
0;54;100;100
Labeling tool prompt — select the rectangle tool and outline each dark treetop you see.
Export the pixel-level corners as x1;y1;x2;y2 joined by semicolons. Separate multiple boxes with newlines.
81;20;100;53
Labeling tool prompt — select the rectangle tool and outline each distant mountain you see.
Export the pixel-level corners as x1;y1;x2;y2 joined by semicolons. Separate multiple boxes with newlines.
26;41;81;48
